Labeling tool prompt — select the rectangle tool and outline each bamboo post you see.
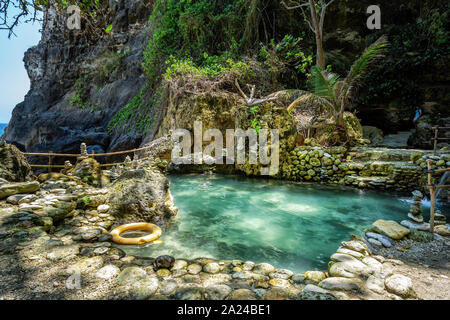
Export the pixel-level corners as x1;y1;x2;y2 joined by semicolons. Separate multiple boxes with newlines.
92;149;95;158
49;151;53;174
427;159;435;233
433;127;438;155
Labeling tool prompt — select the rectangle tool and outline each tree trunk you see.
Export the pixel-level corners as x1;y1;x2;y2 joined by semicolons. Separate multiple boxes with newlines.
309;0;325;69
338;103;345;127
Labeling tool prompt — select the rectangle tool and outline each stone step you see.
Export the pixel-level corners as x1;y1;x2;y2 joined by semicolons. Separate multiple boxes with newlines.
353;160;421;172
344;175;393;187
349;147;439;162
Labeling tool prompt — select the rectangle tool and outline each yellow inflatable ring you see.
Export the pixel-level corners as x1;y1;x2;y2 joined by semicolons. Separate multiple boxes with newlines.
110;223;162;245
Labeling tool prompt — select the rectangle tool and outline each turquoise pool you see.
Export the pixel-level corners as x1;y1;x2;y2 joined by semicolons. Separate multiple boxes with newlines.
118;174;449;273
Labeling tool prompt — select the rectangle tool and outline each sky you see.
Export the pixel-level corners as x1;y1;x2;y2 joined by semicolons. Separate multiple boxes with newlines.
0;10;42;124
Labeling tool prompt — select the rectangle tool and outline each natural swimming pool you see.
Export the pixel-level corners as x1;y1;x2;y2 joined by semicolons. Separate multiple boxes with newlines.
118;174;450;273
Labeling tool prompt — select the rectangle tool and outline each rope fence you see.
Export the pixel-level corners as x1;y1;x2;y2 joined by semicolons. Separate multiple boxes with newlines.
22;144;156;172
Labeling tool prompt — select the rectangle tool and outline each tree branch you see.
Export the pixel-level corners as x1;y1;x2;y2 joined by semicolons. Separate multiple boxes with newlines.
280;0;309;10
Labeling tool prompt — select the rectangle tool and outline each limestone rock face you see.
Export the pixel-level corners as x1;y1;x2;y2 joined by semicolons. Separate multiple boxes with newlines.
371;219;410;240
0;143;34;182
106;168;177;226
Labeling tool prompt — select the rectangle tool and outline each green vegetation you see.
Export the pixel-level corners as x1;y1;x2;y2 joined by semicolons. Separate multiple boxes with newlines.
163;54;255;81
359;2;450;109
258;34;313;89
142;0;249;87
250;106;262;134
287;37;389;145
107;86;161;135
288;37;389;122
95;49;129;85
70;74;92;110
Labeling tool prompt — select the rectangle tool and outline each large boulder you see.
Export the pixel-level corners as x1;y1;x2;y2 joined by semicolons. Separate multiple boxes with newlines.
0;181;40;199
140;134;174;161
106;168;178;226
0;143;34;182
363;126;384;146
370;220;410;240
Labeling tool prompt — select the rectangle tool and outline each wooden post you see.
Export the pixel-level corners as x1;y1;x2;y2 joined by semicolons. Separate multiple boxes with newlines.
433;127;438;155
49;151;53;174
92;149;95;158
427;159;435;233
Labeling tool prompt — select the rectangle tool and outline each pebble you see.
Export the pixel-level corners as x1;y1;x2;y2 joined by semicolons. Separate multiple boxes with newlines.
367;238;383;247
253;263;275;275
50;189;66;194
156;268;171;277
269;269;294;280
171;260;188;271
205;284;232;300
304;270;327;282
366;232;392;247
159;280;178;295
228;289;257;300
204;262;220;274
96;265;120;279
318;277;362;291
329;259;370;278
97;204;110;213
291;274;306;284
187;264;202;275
268;278;290;288
242;261;255;271
385;274;415;298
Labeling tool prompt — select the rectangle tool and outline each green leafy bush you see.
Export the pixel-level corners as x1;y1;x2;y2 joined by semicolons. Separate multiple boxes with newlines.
142;0;248;87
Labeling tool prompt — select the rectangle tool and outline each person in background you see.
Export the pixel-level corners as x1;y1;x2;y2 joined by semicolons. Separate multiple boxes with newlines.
413;105;423;127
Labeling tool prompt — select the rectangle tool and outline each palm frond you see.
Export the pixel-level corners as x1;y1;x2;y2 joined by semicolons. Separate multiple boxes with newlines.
344;35;389;97
310;66;340;100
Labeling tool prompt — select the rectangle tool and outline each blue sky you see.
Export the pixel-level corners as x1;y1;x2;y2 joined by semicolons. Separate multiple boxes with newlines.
0;11;42;123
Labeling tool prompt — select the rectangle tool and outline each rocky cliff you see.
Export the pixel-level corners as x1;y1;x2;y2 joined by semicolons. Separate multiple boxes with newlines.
4;1;154;158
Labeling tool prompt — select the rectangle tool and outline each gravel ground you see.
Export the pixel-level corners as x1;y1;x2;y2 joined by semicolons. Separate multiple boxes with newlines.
372;237;450;300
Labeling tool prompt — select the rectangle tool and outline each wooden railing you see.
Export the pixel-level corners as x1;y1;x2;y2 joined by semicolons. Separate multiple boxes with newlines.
22;144;156;173
432;126;450;155
426;159;450;233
